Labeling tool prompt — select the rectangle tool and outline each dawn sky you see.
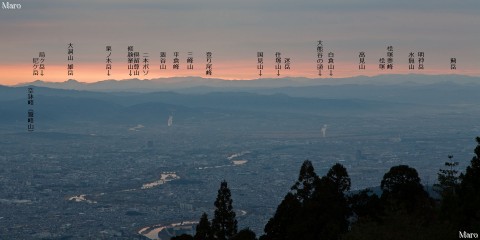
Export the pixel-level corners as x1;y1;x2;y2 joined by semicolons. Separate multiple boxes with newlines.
1;0;479;85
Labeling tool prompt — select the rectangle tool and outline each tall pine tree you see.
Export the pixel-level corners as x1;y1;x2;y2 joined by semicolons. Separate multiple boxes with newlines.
262;161;351;240
262;160;318;240
434;155;461;224
211;180;238;240
326;163;351;194
435;155;460;196
306;163;351;240
195;212;213;240
261;193;301;240
291;160;319;202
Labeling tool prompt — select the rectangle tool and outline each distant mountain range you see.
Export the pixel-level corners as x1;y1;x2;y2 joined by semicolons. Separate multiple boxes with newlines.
9;74;480;93
0;87;405;125
1;74;480;127
2;74;480;105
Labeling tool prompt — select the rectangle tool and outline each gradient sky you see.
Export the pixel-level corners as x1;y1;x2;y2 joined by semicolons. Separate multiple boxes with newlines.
1;0;479;85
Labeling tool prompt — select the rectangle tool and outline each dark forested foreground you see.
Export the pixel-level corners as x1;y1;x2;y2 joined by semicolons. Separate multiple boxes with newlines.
172;137;480;240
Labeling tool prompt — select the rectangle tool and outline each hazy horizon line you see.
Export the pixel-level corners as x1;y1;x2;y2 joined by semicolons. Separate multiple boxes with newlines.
4;73;480;87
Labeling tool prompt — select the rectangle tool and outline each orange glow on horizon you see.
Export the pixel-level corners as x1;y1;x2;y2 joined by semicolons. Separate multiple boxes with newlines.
1;61;478;86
